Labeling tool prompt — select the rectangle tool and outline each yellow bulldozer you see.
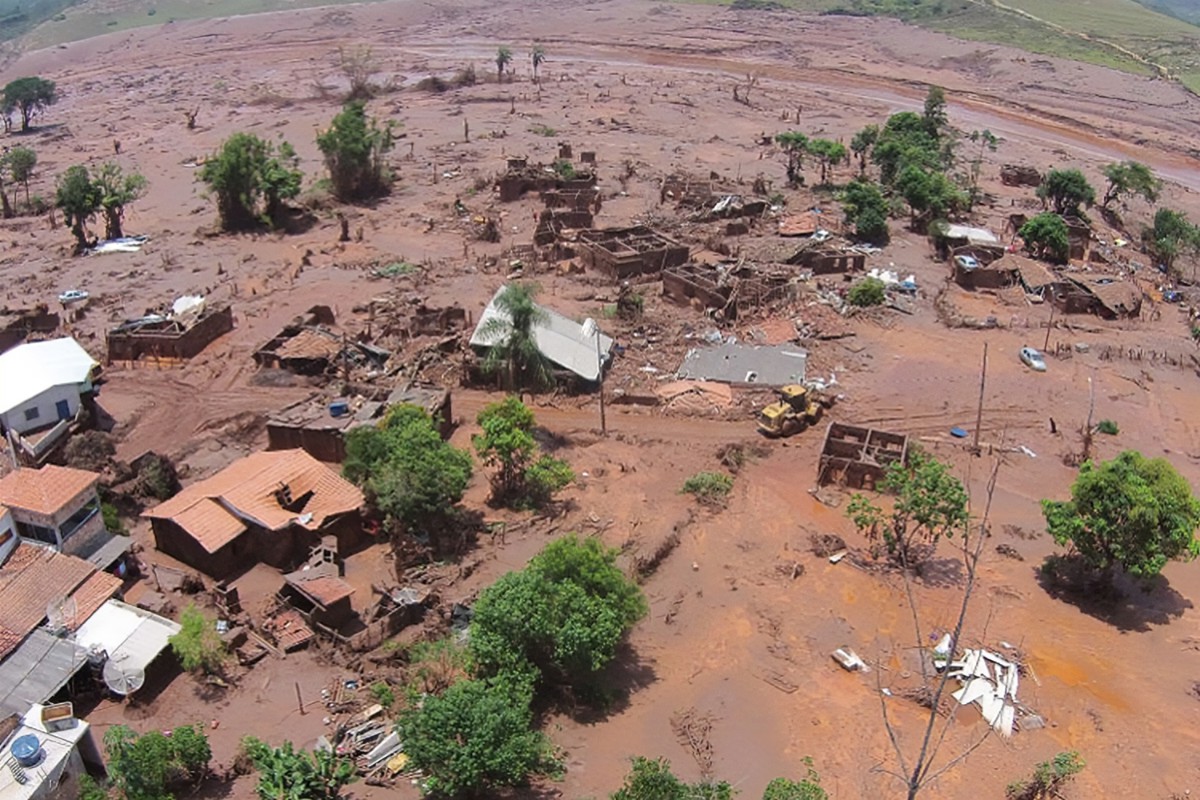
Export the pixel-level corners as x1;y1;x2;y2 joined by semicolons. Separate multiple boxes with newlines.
756;384;832;438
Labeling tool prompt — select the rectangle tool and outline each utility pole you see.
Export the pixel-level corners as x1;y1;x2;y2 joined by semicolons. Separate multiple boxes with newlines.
1043;297;1055;352
972;341;988;455
582;318;607;435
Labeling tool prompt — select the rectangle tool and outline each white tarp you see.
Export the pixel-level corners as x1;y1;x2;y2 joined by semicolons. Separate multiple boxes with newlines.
73;599;180;674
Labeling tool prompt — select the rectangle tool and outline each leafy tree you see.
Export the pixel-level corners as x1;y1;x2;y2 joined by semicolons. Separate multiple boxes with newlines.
496;45;513;83
531;44;546;84
316;101;394;202
962;129;998;209
397;677;551;798
94;162;147;239
2;76;57;131
774;131;808;186
470;534;647;686
763;758;827;800
1042;450;1200;580
198;132;302;230
896;164;964;228
104;724;211;800
55;165;101;252
850;124;879;176
1145;207;1200;272
342;404;472;542
170;603;228;674
1019;212;1070;263
807;138;846;186
1036;168;1095;216
922;85;948;137
841;179;890;244
473;396;572;508
1006;751;1084;800
847;447;968;567
871;111;942;186
1101;160;1160;208
610;756;733;800
847;276;886;307
6;147;36;206
242;738;356;800
478;282;555;392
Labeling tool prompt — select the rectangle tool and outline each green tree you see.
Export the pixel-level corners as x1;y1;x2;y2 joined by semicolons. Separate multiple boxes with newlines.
242;738;356;800
841;179;890;244
1036;168;1095;216
531;44;546;84
610;756;733;800
473;396;572;508
807;138;846;186
170;603;228;674
763;759;827;800
93;162;147;239
850;124;879;176
316;101;394;202
198;132;302;230
774;131;808;186
1101;160;1160;208
1042;450;1200;581
896;164;964;228
847;448;968;567
3;76;57;131
1145;207;1200;273
847;276;886;307
871;111;942;186
1006;752;1084;800
1019;212;1070;263
104;724;211;800
922;85;948;138
496;46;513;83
55;165;101;252
963;129;998;209
479;282;554;391
6;147;36;206
470;534;646;686
343;404;473;539
397;677;551;798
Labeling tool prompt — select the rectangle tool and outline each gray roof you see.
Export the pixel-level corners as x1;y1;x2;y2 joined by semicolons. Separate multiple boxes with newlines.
0;629;88;718
73;599;181;675
943;224;1000;246
469;287;614;381
677;342;808;386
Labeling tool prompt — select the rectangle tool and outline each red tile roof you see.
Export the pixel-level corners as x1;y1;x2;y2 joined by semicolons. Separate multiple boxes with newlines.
289;576;354;607
66;570;122;631
144;450;363;551
0;543;96;658
0;466;99;516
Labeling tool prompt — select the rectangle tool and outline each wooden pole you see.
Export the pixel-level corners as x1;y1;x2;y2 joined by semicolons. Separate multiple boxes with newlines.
1043;297;1055;352
972;341;988;455
295;681;306;715
596;329;607;435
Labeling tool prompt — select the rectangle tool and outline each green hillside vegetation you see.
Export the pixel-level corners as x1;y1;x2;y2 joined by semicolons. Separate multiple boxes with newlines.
694;0;1200;93
1136;0;1200;25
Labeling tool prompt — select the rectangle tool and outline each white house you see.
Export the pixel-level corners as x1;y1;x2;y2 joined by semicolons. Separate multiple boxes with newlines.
0;339;98;453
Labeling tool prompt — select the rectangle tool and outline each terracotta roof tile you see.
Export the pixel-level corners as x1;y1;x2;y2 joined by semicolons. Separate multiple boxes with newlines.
0;543;96;658
66;570;122;631
0;465;100;516
144;450;362;549
171;498;247;553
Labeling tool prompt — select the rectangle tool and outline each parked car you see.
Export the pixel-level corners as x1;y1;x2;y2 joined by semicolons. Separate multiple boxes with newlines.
1019;346;1046;372
58;289;89;304
954;255;980;270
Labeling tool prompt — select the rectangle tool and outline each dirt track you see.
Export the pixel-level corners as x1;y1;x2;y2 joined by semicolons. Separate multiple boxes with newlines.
3;0;1200;797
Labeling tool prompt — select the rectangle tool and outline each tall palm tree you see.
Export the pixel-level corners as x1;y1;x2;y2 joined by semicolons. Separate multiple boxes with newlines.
480;282;553;392
531;45;545;86
496;46;513;84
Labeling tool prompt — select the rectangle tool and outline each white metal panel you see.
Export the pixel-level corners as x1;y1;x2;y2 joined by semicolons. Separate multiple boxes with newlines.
0;338;96;419
72;600;181;674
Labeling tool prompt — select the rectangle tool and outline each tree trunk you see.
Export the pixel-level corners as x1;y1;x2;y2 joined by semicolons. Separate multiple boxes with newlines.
70;221;89;254
104;207;123;240
0;179;11;219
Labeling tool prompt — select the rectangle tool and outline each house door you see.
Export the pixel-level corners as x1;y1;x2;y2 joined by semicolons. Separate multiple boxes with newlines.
55;400;71;420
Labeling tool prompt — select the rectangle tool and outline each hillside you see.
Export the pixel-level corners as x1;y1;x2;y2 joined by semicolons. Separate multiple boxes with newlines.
1137;0;1200;25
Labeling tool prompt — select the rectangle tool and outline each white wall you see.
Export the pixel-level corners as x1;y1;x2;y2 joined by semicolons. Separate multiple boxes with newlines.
0;508;17;563
0;384;81;435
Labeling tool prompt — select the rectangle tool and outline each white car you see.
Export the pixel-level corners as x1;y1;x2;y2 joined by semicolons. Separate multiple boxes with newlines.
58;289;89;305
954;254;980;270
1019;346;1046;372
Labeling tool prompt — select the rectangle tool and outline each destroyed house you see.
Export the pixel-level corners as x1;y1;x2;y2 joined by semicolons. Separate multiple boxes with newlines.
267;385;452;462
106;302;234;363
818;422;909;490
0;305;59;355
143;449;364;578
786;243;866;275
470;287;613;382
662;264;792;320
953;254;1020;290
496;164;596;203
254;325;389;376
577;226;690;282
1052;276;1142;320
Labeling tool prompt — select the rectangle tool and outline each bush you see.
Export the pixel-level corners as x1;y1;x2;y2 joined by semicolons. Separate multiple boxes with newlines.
552;158;575;179
198;132;302;230
101;503;125;536
170;604;228;674
762;758;827;799
316;101;394;202
1006;751;1084;800
105;724;211;800
369;681;395;709
681;471;734;506
1096;419;1119;435
847;276;886;307
242;737;356;800
611;756;733;800
473;396;572;509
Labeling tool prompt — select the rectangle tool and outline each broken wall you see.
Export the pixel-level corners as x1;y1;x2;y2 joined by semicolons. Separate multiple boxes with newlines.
106;304;235;363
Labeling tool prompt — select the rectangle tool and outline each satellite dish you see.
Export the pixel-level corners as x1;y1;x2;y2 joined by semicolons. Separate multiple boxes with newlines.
103;661;145;696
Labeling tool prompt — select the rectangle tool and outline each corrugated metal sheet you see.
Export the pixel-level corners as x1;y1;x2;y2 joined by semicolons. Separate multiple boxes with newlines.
0;628;88;718
469;287;613;381
73;599;181;674
0;338;97;416
677;342;808;386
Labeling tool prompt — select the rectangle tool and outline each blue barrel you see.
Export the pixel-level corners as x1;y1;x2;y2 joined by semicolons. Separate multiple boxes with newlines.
329;401;350;418
11;734;41;767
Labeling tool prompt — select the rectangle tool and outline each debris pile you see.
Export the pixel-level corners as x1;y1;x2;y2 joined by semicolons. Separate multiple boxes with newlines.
941;640;1029;738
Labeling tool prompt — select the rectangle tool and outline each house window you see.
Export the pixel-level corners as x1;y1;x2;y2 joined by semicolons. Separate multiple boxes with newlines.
18;521;59;547
23;407;39;422
60;499;100;542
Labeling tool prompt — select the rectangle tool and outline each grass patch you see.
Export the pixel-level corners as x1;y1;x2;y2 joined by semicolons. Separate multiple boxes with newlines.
681;471;734;506
528;123;557;137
